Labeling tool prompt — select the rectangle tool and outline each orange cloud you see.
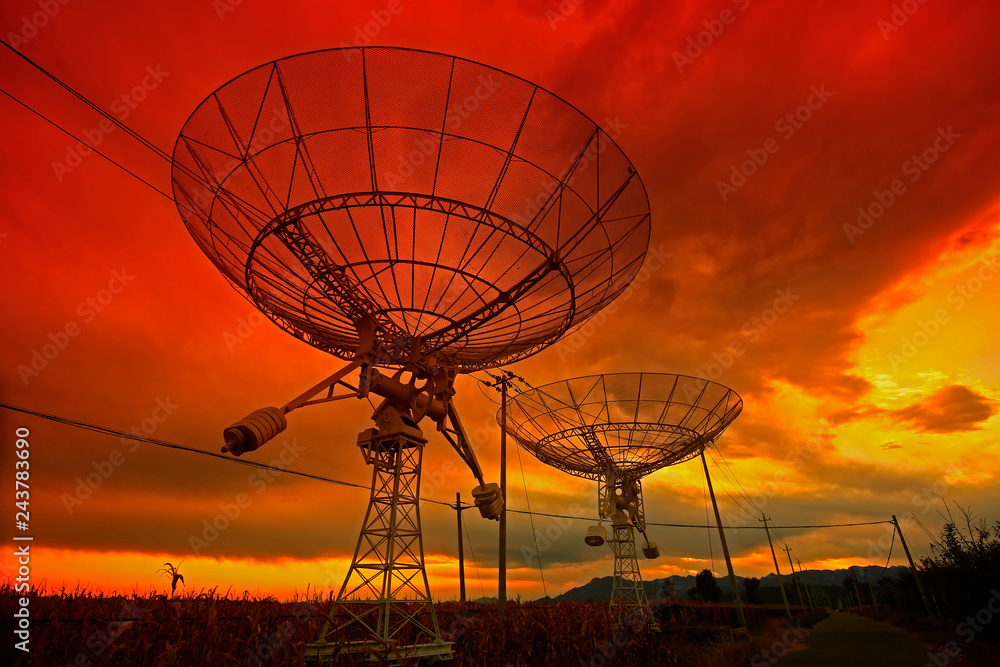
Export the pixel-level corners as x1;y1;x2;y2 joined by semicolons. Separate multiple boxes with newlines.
888;385;997;433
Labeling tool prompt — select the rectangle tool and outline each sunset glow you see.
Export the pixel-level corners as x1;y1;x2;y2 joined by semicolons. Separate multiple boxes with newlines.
2;0;999;603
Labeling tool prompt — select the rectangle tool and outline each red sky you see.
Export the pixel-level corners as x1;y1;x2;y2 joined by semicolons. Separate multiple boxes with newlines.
2;0;1000;601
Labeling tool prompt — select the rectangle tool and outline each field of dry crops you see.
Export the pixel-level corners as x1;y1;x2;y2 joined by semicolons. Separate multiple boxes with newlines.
3;583;824;666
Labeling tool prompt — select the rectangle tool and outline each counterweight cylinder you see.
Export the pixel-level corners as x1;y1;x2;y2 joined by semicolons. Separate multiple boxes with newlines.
222;407;286;455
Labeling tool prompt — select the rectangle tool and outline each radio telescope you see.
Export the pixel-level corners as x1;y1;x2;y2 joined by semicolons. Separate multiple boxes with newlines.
170;47;650;664
504;373;742;617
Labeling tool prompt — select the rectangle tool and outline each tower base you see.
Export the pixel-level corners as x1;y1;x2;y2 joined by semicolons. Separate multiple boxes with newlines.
307;427;452;665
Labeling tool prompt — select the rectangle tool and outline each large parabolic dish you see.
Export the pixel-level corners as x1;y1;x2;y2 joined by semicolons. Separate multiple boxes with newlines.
170;47;650;370
505;373;744;480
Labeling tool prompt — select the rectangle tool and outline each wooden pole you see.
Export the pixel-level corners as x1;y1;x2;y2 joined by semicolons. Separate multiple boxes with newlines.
796;559;815;609
865;566;877;612
892;515;935;619
700;451;747;630
498;377;507;616
457;492;466;603
784;546;804;608
761;515;792;619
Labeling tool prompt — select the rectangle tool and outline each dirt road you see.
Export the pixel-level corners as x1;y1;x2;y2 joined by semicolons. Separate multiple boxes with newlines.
773;611;934;667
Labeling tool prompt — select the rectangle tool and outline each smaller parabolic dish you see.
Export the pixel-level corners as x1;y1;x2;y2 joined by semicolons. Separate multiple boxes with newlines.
504;373;743;480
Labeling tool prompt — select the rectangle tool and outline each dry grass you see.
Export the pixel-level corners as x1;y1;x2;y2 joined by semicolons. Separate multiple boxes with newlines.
2;583;817;666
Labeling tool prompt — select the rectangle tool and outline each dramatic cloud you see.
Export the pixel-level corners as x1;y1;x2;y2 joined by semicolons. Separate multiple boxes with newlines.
1;0;999;599
888;385;997;433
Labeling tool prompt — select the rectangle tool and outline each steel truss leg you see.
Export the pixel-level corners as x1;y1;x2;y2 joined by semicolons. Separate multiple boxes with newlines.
610;523;647;611
609;522;660;631
307;431;452;665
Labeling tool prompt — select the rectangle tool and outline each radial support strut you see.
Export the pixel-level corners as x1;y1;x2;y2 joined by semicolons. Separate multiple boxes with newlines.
306;424;452;665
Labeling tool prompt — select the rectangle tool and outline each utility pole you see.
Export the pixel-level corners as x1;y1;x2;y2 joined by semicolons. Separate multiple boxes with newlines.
851;571;863;609
761;514;791;619
483;370;522;618
796;559;816;609
892;514;935;619
700;450;747;630
499;376;507;616
799;561;823;609
784;545;804;608
865;567;877;612
457;492;466;603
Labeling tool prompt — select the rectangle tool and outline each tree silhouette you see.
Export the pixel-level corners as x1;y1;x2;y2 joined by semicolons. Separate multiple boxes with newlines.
695;569;722;603
744;576;761;604
920;506;1000;637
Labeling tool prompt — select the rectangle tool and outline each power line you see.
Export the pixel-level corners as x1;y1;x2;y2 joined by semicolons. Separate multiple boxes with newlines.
0;403;896;531
1;38;173;163
0;402;376;488
515;442;547;598
0;38;273;223
461;512;486;599
912;514;941;548
711;445;765;515
771;524;790;550
702;469;714;570
507;507;889;531
0;86;176;203
877;524;897;578
707;449;762;522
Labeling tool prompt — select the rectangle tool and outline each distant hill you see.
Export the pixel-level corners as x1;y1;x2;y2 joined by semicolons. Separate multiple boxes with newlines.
535;566;909;603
